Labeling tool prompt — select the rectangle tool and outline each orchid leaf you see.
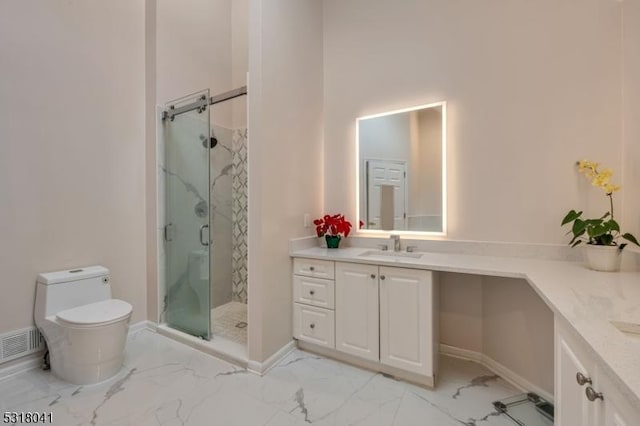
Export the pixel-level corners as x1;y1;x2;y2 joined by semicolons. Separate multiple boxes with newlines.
600;234;614;245
572;219;586;235
562;210;582;226
569;229;585;245
606;219;620;232
590;224;608;238
622;233;640;246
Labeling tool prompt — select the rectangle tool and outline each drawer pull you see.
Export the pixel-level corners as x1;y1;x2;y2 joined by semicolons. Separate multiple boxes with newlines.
370;274;376;279
309;323;316;329
380;275;386;280
309;290;315;296
576;372;592;386
585;386;603;402
309;266;315;271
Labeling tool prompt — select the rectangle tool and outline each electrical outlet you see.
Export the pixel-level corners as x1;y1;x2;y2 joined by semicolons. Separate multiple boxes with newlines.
304;213;311;228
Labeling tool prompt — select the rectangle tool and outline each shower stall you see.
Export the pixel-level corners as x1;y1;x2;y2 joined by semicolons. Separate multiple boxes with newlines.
160;88;248;350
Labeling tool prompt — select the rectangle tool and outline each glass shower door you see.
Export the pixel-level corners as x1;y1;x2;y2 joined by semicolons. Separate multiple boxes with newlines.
164;90;211;339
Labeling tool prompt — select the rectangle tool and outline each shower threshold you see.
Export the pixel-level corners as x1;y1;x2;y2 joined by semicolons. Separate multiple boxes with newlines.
157;323;248;368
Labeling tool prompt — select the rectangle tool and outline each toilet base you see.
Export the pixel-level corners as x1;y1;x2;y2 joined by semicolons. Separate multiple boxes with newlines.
41;317;130;385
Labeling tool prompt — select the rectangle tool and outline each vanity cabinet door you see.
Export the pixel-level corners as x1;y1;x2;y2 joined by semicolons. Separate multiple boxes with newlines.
555;322;597;426
598;370;640;426
379;267;434;376
335;262;379;362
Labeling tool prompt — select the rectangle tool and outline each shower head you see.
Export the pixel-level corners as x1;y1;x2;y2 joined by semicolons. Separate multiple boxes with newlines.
200;134;218;149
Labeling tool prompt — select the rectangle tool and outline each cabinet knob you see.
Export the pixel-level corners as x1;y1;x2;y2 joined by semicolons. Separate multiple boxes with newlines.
576;372;592;386
370;274;376;279
309;290;315;296
380;275;386;280
309;323;315;329
309;266;315;271
585;386;603;402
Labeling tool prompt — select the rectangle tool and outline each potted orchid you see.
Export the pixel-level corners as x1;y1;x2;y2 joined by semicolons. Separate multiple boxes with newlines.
561;160;639;271
313;214;354;249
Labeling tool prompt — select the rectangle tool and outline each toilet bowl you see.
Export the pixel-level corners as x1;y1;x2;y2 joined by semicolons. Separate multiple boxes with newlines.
34;266;133;385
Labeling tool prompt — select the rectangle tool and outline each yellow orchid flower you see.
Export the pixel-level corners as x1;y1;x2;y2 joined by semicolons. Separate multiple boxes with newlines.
604;183;621;194
576;160;621;194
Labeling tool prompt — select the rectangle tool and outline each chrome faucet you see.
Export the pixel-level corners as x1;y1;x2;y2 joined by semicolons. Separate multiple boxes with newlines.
390;234;401;252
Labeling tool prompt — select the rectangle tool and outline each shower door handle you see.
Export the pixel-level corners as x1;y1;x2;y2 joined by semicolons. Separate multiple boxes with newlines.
199;224;209;246
164;223;174;242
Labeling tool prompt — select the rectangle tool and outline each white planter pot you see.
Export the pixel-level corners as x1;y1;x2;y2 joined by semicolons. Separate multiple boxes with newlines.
583;244;622;272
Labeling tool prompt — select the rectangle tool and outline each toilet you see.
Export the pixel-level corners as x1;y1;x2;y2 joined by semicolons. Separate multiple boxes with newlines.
34;266;133;385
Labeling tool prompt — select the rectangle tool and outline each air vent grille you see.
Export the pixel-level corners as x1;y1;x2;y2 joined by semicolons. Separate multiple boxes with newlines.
0;327;45;364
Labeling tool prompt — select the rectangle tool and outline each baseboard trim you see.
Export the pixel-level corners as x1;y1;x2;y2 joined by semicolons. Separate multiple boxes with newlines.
0;352;43;381
129;320;157;334
248;340;296;375
298;340;435;388
440;344;554;403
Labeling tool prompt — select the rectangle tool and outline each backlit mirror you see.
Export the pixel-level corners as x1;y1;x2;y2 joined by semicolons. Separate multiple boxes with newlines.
357;102;446;234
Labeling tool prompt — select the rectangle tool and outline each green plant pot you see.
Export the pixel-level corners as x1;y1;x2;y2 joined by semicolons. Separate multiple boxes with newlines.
325;235;342;249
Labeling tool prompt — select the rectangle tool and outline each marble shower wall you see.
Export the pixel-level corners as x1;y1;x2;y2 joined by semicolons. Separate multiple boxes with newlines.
210;125;233;308
231;128;248;303
210;125;248;307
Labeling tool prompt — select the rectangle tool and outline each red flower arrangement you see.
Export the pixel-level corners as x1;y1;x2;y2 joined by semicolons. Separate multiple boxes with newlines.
314;214;353;238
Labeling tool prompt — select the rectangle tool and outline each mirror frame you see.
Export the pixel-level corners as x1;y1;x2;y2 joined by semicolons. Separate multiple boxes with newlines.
355;101;447;237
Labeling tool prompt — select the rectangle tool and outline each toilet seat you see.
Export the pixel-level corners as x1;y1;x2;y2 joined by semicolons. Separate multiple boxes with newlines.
56;299;132;327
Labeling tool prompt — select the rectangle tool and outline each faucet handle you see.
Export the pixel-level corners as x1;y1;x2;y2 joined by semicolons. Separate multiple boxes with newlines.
406;245;418;253
376;244;389;251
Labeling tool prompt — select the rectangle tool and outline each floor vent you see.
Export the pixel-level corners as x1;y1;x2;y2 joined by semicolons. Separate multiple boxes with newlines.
0;327;45;364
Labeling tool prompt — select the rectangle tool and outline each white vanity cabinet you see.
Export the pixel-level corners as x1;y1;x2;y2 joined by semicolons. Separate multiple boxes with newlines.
335;262;380;361
293;258;336;348
334;263;435;375
555;319;640;426
293;257;437;386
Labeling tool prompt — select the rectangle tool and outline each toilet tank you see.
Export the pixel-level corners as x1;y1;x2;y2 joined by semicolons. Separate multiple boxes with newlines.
35;266;112;321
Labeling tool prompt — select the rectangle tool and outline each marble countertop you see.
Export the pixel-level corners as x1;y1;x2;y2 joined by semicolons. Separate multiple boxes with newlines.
290;246;640;406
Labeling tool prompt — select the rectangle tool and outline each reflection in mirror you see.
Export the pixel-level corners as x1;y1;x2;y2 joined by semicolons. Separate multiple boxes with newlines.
358;102;445;234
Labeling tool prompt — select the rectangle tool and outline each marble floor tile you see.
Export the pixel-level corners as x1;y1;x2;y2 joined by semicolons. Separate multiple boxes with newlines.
0;330;527;426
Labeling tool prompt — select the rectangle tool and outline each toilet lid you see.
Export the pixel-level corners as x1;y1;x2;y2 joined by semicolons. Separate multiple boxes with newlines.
56;299;132;326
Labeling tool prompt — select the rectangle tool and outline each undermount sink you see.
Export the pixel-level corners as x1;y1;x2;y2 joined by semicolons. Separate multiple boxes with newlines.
610;320;640;341
358;250;423;259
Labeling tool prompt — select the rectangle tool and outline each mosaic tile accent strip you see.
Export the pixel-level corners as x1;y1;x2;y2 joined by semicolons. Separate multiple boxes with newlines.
232;128;248;303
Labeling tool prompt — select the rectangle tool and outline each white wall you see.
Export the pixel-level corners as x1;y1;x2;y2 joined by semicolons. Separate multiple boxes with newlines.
0;1;147;334
481;277;555;395
412;108;442;219
323;0;623;244
359;113;412;162
439;274;554;396
248;0;324;362
156;0;232;126
623;0;640;243
232;0;249;129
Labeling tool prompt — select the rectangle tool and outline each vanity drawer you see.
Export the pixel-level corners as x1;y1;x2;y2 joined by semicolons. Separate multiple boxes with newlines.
293;258;335;280
294;275;335;309
293;303;335;348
